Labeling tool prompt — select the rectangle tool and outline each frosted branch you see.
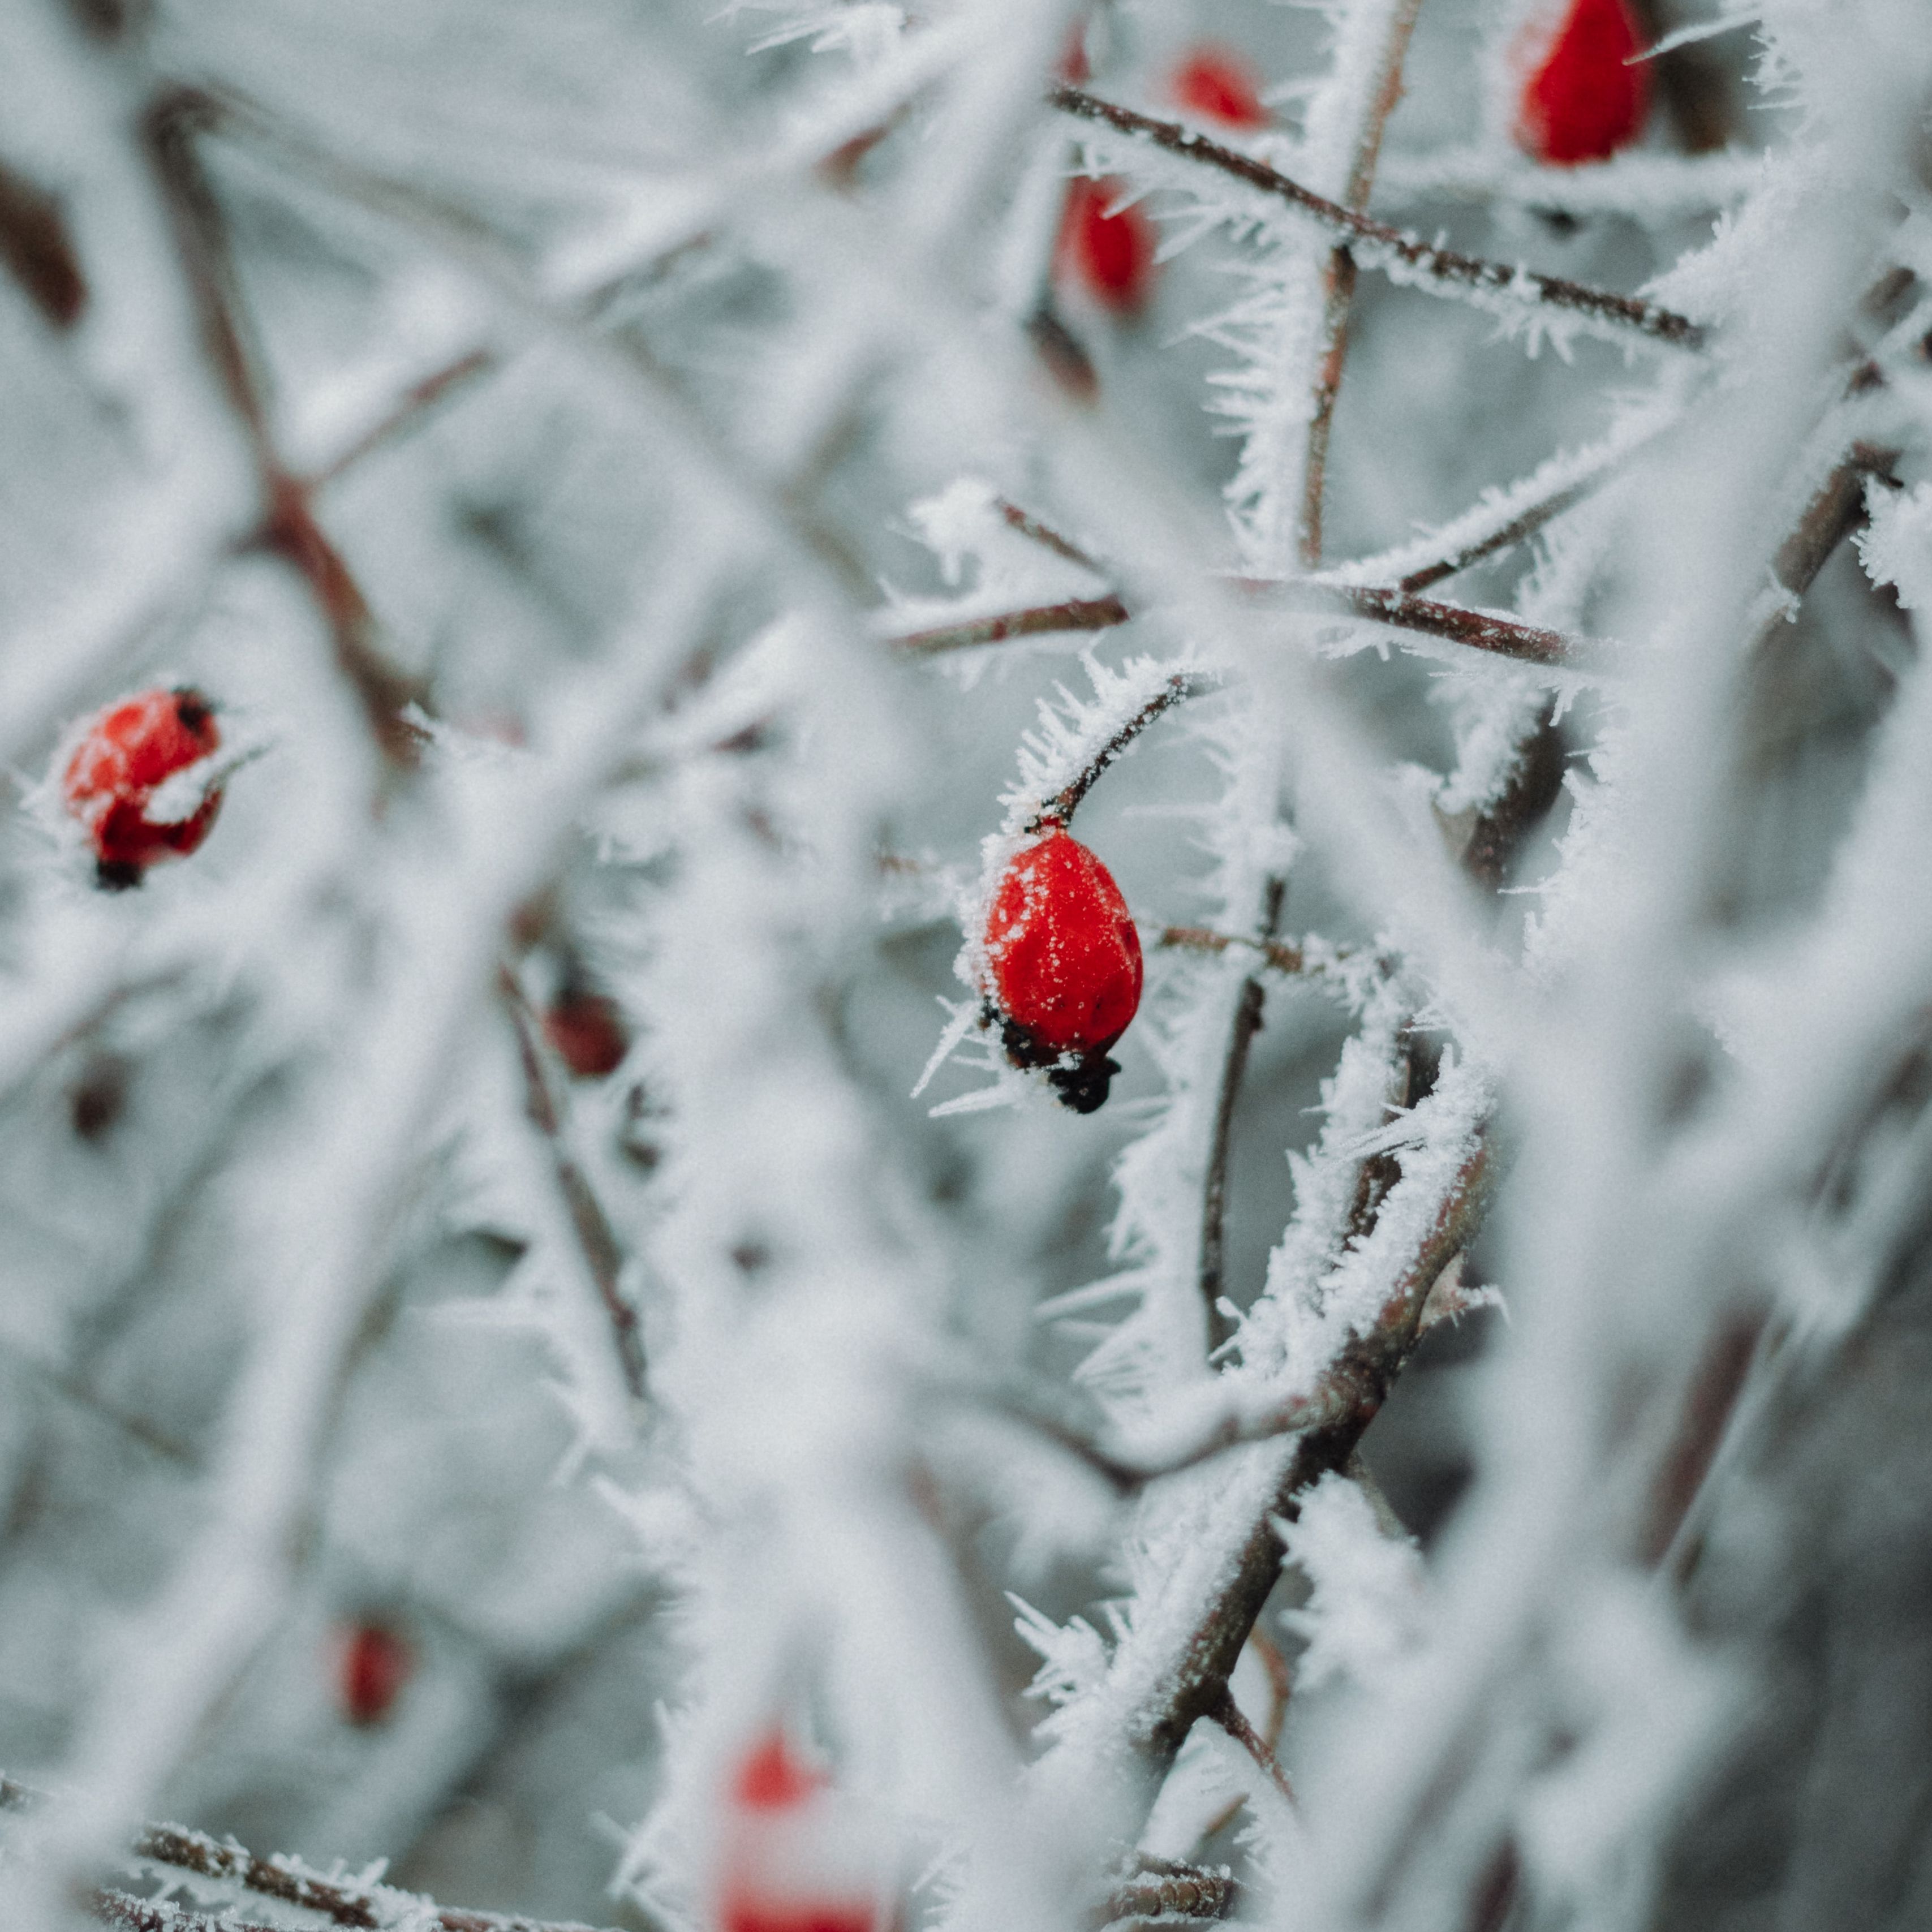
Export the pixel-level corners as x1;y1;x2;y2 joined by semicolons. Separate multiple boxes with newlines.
1049;87;1707;351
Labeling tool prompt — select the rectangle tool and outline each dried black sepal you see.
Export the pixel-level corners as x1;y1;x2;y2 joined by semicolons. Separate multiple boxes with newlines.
171;686;213;733
94;857;143;892
983;998;1120;1114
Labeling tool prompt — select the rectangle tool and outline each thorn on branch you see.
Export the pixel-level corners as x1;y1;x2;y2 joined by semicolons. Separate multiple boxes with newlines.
1049;86;1707;351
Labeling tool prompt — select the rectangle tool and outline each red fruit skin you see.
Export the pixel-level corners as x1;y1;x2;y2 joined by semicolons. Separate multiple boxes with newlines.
543;991;629;1078
1514;0;1650;166
337;1622;411;1727
721;1897;874;1932
61;687;222;889
1171;46;1270;130
734;1730;827;1811
983;830;1141;1111
1058;178;1158;316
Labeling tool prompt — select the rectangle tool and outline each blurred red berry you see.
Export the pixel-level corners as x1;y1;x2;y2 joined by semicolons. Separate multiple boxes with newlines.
983;827;1142;1112
720;1729;876;1932
543;989;629;1078
1514;0;1651;166
336;1621;411;1727
1171;45;1270;130
1058;178;1158;316
61;687;222;890
733;1728;827;1810
1056;20;1090;83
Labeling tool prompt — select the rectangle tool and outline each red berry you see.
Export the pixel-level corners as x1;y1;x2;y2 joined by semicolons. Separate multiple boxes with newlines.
983;828;1142;1112
1171;46;1270;130
335;1621;411;1727
60;687;222;890
1058;178;1158;316
733;1729;827;1811
1513;0;1650;166
719;1731;877;1932
543;989;629;1078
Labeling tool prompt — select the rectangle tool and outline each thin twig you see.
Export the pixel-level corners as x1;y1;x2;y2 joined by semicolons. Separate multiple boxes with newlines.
1208;1683;1296;1805
142;92;428;769
890;595;1129;655
304;348;497;489
1200;879;1285;1356
1029;670;1215;831
1050;87;1706;351
499;971;648;1401
1302;0;1426;565
1393;472;1606;594
890;583;1580;666
995;496;1104;571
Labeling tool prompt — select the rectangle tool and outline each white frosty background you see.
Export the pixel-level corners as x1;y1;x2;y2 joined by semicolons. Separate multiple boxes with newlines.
0;1;1930;1930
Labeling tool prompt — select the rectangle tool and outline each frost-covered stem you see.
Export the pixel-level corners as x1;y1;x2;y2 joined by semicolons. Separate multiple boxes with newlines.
1131;1138;1493;1765
1049;88;1706;350
1027;672;1215;832
1207;1681;1296;1804
1158;926;1364;981
304;348;497;489
1764;440;1900;615
892;595;1130;655
1200;878;1286;1354
500;972;648;1401
1301;0;1426;566
893;587;1580;666
143;92;426;768
8;1780;624;1932
1460;708;1567;889
1394;475;1604;594
1100;1858;1238;1925
996;497;1102;570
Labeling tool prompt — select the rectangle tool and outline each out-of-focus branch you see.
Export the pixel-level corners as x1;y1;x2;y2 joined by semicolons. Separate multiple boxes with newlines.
500;971;648;1402
303;348;498;489
1050;87;1707;350
141;91;428;769
1302;0;1425;565
2;1781;623;1932
1199;878;1286;1356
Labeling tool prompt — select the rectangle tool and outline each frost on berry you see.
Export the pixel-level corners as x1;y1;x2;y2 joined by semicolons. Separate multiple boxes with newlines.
59;686;224;890
335;1620;411;1727
1057;177;1158;316
717;1730;877;1932
1171;45;1271;130
1512;0;1651;166
982;828;1142;1113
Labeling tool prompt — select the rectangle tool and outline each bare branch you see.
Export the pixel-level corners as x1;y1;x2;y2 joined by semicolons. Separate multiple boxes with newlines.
994;497;1104;573
304;348;498;490
1302;0;1426;565
1200;878;1286;1356
1394;472;1606;595
1050;87;1706;351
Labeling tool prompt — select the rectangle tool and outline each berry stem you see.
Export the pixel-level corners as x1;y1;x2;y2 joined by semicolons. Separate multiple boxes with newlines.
1049;85;1707;350
1025;670;1216;832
